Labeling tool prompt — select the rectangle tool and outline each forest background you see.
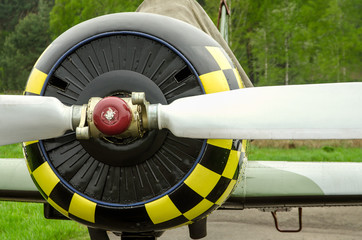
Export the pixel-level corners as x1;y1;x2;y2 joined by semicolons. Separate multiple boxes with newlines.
0;0;360;91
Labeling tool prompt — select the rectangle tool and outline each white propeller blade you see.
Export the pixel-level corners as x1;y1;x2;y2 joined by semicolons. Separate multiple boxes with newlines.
155;83;362;139
0;96;74;146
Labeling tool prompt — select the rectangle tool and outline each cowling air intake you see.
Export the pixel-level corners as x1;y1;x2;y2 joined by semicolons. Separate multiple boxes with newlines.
23;13;245;232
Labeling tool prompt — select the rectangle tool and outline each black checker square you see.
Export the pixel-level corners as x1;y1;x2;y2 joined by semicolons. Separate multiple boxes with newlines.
206;176;231;203
155;215;189;230
233;164;240;180
30;174;47;199
25;144;46;172
95;205;153;231
200;144;230;175
49;182;74;211
169;184;204;213
208;54;223;72
68;213;92;226
192;47;222;75
223;69;240;90
231;140;242;151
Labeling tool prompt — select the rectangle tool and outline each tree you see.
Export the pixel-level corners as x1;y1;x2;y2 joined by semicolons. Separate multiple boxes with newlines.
229;0;361;86
0;0;39;91
49;0;142;39
1;0;360;91
0;0;53;90
229;0;269;85
0;0;38;31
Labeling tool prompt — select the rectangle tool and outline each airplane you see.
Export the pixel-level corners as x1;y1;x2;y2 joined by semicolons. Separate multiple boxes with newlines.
0;1;362;239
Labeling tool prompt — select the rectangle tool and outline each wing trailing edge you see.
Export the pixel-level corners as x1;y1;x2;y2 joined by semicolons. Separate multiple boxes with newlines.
226;161;362;209
0;158;43;202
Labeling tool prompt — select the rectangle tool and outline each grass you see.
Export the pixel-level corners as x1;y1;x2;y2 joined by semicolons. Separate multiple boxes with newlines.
248;140;362;162
0;202;88;240
248;146;362;162
0;144;24;158
0;140;361;239
0;90;23;95
0;144;89;239
251;139;362;149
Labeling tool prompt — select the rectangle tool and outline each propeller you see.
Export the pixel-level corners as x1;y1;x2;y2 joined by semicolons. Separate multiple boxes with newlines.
0;83;361;146
0;95;75;146
153;83;362;139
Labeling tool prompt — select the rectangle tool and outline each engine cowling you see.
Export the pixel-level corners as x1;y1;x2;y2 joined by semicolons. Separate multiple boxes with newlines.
23;13;246;232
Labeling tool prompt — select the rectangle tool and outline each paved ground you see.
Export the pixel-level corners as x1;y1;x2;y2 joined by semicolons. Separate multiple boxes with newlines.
159;207;362;240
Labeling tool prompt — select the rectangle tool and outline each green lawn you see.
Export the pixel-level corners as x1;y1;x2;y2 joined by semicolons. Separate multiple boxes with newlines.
0;144;89;240
248;146;362;162
2;142;362;161
0;144;23;158
0;202;88;240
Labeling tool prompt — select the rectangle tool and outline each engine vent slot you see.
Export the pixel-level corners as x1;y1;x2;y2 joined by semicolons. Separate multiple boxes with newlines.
174;66;193;83
48;76;69;91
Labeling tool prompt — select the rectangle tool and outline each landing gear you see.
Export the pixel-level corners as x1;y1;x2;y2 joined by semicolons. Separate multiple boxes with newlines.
121;232;164;240
188;218;208;239
88;227;109;240
87;228;164;240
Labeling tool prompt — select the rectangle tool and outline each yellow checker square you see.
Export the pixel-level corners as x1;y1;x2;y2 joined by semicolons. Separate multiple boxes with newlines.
207;139;233;150
185;164;221;198
199;70;230;94
23;140;39;146
184;199;214;221
23;141;39;173
145;195;182;224
32;162;59;196
242;140;248;153
206;46;232;70
222;150;240;179
25;68;47;95
216;180;237;205
48;198;69;217
69;193;96;223
233;68;244;89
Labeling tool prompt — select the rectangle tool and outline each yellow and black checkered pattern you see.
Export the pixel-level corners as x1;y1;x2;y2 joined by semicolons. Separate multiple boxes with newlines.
24;140;244;230
199;46;244;94
23;65;100;225
24;142;97;224
23;44;247;231
144;139;242;229
143;46;246;229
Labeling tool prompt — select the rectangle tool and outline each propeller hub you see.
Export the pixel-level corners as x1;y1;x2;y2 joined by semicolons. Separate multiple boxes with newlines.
93;97;132;136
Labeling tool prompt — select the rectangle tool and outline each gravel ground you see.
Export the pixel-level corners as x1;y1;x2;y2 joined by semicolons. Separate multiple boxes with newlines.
159;207;362;240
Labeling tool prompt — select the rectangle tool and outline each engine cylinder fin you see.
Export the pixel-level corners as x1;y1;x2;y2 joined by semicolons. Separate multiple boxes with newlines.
43;132;77;152
62;59;89;88
50;141;83;168
41;33;203;205
58;150;90;180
